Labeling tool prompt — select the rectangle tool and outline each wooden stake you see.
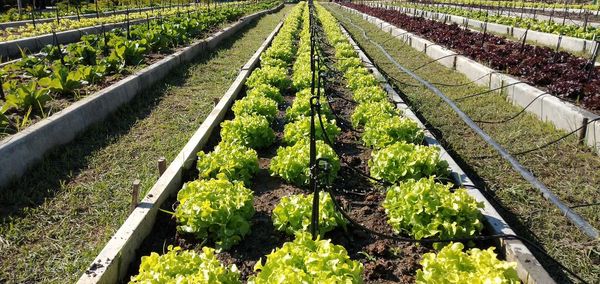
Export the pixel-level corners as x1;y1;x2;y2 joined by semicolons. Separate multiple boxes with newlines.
579;118;589;145
158;157;167;176
131;179;140;212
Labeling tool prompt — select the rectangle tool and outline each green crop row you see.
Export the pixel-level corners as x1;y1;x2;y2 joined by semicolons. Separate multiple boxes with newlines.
315;3;520;283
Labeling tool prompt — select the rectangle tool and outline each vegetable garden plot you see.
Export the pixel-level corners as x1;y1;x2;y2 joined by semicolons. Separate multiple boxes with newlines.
0;0;278;137
107;2;532;283
341;2;600;112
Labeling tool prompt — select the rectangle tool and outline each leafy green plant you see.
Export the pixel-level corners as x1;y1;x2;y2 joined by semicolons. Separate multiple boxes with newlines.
249;232;363;284
115;39;147;66
196;142;259;186
76;65;106;85
362;116;424;149
129;245;241;283
220;115;275;149
246;83;284;103
24;64;50;79
272;192;347;236
232;95;278;122
383;177;483;243
351;101;399;128
352;86;389;103
175;177;254;250
245;65;290;91
1;81;51;114
336;57;362;73
38;65;83;95
369;142;449;183
270;140;340;187
346;72;379;91
416;242;519;284
67;43;99;66
285;89;332;122
283;115;340;145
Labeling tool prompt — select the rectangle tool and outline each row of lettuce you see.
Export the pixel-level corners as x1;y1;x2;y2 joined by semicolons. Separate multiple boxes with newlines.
127;2;520;283
0;1;278;135
0;3;235;41
315;3;520;283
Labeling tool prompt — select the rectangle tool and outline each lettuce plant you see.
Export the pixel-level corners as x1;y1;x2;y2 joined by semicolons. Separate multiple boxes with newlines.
270;140;340;187
352;86;389;103
247;83;284;103
220;115;275;149
249;232;363;284
346;72;379;91
232;95;278;122
362;116;424;149
416;243;519;284
369;142;449;183
175;177;254;250
351;101;399;128
129;246;241;283
283;115;340;145
196;142;259;185
245;65;290;91
272;192;347;236
285;91;332;122
383;177;483;242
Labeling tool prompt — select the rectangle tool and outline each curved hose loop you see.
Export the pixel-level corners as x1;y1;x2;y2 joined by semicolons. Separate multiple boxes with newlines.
381;30;413;44
410;53;458;72
340;18;600;239
455;81;527;102
474;92;550;124
431;71;502;87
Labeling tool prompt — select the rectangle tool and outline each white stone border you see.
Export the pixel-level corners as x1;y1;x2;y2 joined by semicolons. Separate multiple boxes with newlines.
340;23;556;284
77;17;284;284
0;4;284;190
338;3;600;155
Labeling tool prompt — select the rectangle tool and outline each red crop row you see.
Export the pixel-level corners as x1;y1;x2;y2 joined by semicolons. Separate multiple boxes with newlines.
343;3;600;112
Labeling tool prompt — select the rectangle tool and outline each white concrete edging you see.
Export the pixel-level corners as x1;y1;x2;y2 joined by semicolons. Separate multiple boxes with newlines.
340;4;600;155
76;18;284;284
0;4;284;190
341;24;556;284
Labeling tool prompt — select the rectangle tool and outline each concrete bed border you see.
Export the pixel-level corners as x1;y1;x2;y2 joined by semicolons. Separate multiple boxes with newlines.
76;17;285;284
341;24;555;284
0;3;284;190
337;3;600;155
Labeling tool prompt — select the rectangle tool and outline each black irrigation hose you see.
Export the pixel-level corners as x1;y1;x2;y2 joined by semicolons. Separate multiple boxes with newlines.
340;18;600;239
474;117;600;158
473;92;549;124
411;53;457;72
455;81;527;102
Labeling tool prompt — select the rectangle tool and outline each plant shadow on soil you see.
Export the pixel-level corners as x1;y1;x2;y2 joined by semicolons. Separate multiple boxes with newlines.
0;18;263;220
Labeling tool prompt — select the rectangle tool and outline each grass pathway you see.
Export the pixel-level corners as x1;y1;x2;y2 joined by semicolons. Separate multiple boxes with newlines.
0;5;291;283
326;4;600;283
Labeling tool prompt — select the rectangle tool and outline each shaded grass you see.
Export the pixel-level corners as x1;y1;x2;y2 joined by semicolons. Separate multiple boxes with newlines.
326;4;600;283
0;6;291;283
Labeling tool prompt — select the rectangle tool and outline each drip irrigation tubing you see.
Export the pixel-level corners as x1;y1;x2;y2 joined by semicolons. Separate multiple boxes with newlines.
339;16;600;239
473;92;549;124
472;117;600;158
